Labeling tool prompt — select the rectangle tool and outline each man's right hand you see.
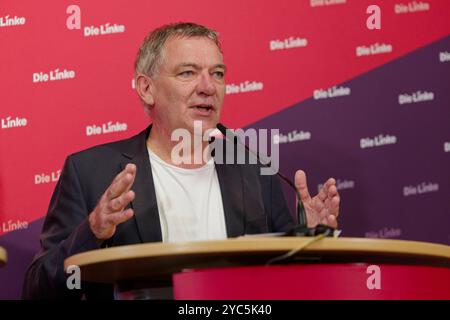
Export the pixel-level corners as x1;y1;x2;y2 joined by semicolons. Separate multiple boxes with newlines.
89;163;137;241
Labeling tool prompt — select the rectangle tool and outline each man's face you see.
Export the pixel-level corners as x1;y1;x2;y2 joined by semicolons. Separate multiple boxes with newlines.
149;36;226;134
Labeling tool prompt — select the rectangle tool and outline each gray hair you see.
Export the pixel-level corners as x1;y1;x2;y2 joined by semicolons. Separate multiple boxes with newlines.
134;22;222;77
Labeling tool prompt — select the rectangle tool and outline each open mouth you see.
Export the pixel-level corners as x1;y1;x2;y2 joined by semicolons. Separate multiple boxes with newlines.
192;104;214;111
191;104;215;116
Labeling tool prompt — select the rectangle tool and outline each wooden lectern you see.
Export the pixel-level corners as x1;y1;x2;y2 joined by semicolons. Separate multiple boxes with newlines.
65;237;450;299
0;246;7;267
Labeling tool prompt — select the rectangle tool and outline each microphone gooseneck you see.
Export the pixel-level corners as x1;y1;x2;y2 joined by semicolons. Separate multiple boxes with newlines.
216;123;334;237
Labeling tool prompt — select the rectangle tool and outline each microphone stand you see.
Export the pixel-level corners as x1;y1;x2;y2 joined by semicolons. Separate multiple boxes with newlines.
216;123;335;237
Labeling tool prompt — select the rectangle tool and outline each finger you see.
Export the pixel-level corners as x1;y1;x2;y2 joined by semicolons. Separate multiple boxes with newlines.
322;186;338;209
122;164;137;193
106;208;134;226
294;170;311;202
327;184;338;199
108;190;135;212
124;163;136;174
329;195;340;217
326;214;338;229
110;163;136;185
107;169;136;200
318;178;336;202
105;168;130;200
106;173;133;200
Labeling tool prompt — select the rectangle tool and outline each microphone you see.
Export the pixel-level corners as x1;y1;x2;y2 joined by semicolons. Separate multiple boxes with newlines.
216;123;334;237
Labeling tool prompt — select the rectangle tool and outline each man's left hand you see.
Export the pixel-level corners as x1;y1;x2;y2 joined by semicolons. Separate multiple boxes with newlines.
294;170;340;228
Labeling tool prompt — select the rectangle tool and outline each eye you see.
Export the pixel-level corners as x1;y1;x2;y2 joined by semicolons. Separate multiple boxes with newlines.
212;70;225;80
178;70;195;78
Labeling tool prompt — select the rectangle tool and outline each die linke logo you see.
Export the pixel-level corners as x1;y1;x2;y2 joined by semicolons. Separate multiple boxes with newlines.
356;43;393;57
273;130;311;145
365;227;402;239
270;37;308;51
226;81;263;95
1;219;29;233
1;116;28;129
318;179;355;193
360;134;397;149
313;85;351;100
310;0;346;7
398;90;434;105
0;14;26;28
440;51;450;63
395;1;430;14
66;5;125;37
403;182;439;196
35;170;61;185
86;121;128;136
33;68;76;83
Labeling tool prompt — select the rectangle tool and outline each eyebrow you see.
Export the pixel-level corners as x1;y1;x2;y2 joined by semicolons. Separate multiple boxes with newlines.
176;63;227;72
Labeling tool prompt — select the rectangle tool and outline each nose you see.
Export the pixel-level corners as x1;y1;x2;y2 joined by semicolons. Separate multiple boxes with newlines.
196;71;217;96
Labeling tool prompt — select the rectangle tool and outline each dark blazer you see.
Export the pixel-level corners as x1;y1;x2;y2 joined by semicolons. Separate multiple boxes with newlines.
22;125;294;299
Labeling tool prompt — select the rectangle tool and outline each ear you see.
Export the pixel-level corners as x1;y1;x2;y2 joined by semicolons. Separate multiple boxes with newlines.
135;74;155;106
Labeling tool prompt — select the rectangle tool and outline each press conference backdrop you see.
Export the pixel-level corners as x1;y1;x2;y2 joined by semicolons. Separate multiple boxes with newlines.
1;0;449;299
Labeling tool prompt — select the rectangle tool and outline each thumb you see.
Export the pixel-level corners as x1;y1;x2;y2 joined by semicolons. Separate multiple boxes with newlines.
295;170;311;202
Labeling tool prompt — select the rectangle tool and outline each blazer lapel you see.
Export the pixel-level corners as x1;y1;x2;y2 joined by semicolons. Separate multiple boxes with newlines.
215;161;245;237
120;126;162;243
213;138;267;237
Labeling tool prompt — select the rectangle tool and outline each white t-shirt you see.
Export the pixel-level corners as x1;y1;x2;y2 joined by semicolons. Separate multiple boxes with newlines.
148;147;227;243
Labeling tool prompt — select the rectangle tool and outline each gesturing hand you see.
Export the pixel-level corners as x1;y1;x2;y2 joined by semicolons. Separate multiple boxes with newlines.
294;170;340;228
89;164;136;241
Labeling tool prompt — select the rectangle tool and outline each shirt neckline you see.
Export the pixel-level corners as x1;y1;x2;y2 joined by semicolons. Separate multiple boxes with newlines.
147;146;214;174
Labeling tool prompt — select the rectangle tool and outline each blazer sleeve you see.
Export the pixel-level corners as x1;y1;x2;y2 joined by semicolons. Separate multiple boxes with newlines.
22;155;102;299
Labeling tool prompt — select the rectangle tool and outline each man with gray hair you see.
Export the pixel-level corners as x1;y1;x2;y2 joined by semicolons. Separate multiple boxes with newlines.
23;22;340;299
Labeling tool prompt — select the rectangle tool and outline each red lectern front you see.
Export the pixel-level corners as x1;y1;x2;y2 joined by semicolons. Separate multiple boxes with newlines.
173;264;449;299
65;237;450;300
